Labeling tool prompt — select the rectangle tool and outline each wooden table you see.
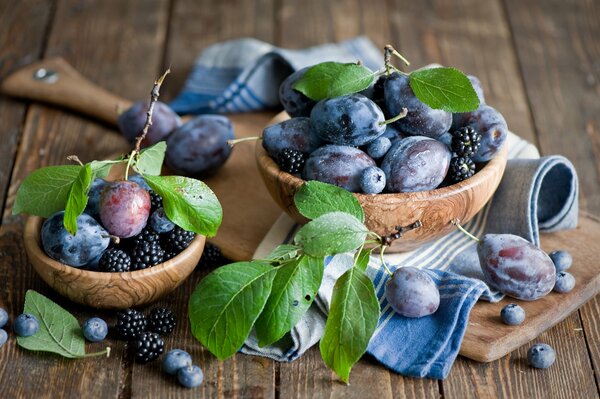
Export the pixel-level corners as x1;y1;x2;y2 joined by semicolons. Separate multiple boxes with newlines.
0;1;599;398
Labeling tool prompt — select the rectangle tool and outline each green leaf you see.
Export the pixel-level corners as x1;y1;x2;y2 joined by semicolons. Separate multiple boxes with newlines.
188;262;277;359
294;212;368;257
89;159;124;179
143;175;222;237
135;141;166;176
293;62;376;101
63;164;93;235
13;165;82;217
354;247;373;272
17;290;109;359
294;181;364;223
255;256;323;347
320;267;380;383
409;67;480;113
266;244;301;261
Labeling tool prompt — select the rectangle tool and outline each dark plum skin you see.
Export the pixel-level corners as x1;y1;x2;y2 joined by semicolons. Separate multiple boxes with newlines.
100;181;151;238
41;211;110;267
166;115;235;178
117;101;182;146
385;267;440;318
279;67;317;117
85;178;108;218
310;94;386;146
468;75;486;104
384;72;452;139
262;117;324;158
451;104;507;162
380;136;451;193
302;145;376;192
477;234;556;301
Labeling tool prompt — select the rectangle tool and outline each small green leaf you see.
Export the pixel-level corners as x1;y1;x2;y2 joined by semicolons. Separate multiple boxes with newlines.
255;256;323;347
354;247;373;272
135;141;166;176
143;175;222;237
17;290;108;359
266;244;301;261
89;159;124;179
188;262;277;359
294;181;364;223
294;212;368;257
320;267;379;383
293;62;376;101
63;164;93;235
13;165;82;217
409;67;479;113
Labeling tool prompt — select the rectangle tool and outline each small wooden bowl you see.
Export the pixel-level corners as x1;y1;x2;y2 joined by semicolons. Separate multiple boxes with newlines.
256;112;509;252
24;216;205;309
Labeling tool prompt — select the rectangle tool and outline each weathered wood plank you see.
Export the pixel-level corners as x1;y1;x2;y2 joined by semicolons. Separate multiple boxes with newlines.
503;0;600;394
0;0;170;398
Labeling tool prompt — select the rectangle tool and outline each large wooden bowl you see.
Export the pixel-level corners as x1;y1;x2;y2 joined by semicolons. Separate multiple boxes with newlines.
24;216;205;309
256;112;509;252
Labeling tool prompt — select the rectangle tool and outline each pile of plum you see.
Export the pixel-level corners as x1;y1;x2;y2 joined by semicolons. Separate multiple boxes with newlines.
264;68;508;194
41;175;195;272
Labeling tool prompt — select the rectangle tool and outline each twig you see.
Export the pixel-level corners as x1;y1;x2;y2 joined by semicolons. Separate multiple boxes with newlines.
66;155;84;166
133;69;171;153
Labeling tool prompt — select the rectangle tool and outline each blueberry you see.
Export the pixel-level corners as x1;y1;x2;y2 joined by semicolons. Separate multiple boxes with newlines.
0;329;7;347
527;343;556;369
553;271;575;293
360;166;386;194
0;308;8;328
548;250;572;272
41;211;110;267
83;317;108;342
85;178;109;217
150;208;175;233
129;175;151;191
177;365;204;388
500;303;525;325
13;313;39;337
365;136;392;160
163;349;193;375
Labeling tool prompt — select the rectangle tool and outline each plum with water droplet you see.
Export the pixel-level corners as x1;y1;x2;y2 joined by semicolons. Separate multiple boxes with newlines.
99;180;151;238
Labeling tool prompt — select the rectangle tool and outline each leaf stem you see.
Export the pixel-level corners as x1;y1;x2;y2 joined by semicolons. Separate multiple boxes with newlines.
451;219;480;242
385;44;410;66
66;155;84;166
379;245;393;276
379;107;408;126
81;347;111;358
353;243;366;268
228;136;261;147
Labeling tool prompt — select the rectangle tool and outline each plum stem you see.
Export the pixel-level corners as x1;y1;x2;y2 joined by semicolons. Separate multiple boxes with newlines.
379;245;393;276
452;219;480;242
66;155;84;166
380;107;408;126
384;44;410;76
227;136;261;147
125;68;171;179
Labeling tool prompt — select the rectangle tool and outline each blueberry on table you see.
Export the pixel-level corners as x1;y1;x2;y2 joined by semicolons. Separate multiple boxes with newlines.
163;349;193;375
83;317;108;342
500;303;525;325
41;211;110;267
279;67;317;117
527;343;556;369
13;313;39;337
0;308;8;328
177;365;204;388
548;250;572;272
553;271;575;293
385;267;440;318
0;329;7;347
117;100;181;146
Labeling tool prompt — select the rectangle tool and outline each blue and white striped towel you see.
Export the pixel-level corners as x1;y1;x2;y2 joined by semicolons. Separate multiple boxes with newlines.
173;37;579;379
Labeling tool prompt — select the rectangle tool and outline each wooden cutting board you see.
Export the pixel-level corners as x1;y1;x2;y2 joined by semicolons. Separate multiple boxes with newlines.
2;57;599;363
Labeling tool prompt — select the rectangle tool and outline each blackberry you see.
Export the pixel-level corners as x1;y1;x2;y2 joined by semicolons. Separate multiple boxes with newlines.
198;243;226;269
98;248;131;273
163;249;178;261
131;241;165;270
149;190;163;211
147;307;177;335
115;309;147;340
132;331;164;363
163;226;196;253
128;225;160;248
451;126;481;157
277;148;306;174
449;156;476;182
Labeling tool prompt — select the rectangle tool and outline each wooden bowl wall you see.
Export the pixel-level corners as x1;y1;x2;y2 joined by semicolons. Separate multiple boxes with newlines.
24;216;205;309
255;112;509;252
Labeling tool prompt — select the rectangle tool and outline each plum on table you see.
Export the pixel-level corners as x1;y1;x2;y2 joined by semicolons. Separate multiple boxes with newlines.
117;101;181;146
385;267;440;318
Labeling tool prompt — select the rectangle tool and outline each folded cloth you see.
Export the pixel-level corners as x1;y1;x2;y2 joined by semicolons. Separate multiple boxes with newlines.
170;37;381;114
176;36;579;379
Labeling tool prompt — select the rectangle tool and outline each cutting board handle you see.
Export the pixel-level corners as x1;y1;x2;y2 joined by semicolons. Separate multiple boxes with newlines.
0;57;132;125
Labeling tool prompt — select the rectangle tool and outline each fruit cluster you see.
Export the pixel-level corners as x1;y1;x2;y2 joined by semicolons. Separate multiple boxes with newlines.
265;67;507;194
40;176;196;271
